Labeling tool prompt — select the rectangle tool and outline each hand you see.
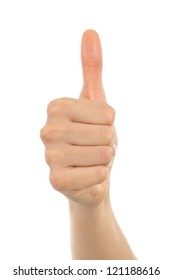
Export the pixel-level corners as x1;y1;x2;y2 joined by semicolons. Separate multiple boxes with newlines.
40;30;118;207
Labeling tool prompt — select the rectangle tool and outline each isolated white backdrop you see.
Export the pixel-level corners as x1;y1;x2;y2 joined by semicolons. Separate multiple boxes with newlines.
0;0;173;276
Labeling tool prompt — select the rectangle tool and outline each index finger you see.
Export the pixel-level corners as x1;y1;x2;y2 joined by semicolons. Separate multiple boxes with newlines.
48;98;115;125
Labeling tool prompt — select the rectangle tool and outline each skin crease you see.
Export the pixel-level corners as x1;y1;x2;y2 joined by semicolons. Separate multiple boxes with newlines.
40;30;136;260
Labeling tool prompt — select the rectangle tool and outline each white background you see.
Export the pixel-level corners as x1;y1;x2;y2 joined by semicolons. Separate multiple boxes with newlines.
0;0;173;278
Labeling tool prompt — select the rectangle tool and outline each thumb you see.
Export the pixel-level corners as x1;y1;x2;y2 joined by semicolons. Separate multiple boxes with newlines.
80;30;107;102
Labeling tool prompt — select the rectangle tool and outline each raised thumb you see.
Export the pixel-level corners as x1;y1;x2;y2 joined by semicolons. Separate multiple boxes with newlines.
80;30;107;102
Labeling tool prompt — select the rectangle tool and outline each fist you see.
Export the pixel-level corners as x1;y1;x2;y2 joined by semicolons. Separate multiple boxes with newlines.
40;98;116;206
40;30;118;207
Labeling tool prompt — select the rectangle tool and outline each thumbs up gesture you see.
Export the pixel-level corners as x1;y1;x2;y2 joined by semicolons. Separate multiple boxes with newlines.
41;30;117;207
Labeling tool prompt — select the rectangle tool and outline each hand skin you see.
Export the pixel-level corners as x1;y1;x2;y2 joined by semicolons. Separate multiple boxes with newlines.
40;30;136;260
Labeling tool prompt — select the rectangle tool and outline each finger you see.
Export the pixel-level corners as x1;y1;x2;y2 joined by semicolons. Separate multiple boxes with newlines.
67;145;114;167
46;145;114;168
48;123;114;146
50;165;108;191
80;29;106;101
47;98;115;125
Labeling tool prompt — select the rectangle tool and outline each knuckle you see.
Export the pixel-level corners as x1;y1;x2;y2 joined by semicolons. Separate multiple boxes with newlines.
97;166;108;183
40;126;48;143
45;151;61;166
49;171;62;190
102;126;114;145
105;105;116;125
40;127;44;141
84;60;102;70
40;125;56;144
100;146;112;163
47;99;58;115
40;124;66;144
47;97;68;115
